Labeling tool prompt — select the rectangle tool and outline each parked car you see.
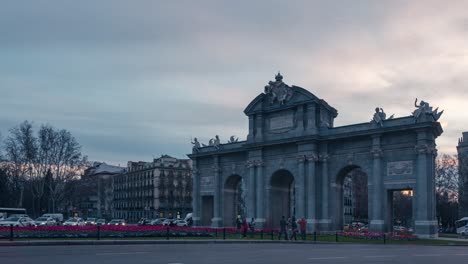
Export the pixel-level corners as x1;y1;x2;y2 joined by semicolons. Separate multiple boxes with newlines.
63;218;85;226
34;217;56;226
175;220;188;227
108;219;126;226
96;219;106;225
41;213;64;223
0;216;35;227
85;218;97;225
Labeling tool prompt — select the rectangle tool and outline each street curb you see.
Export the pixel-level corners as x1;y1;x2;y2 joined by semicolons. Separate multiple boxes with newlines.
0;240;350;247
1;239;467;247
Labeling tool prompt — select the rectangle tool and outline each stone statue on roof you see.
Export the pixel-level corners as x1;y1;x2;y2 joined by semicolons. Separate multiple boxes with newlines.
191;137;201;152
412;98;443;121
228;135;239;143
371;107;394;127
264;72;293;105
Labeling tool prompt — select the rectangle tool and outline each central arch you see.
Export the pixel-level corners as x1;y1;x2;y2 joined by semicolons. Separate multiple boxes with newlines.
334;165;369;230
223;175;245;227
270;169;295;228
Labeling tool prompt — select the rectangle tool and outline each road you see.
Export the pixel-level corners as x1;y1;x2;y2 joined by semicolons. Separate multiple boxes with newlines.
1;243;468;264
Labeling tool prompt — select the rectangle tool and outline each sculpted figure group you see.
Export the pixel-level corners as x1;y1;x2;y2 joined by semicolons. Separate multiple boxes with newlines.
412;98;444;121
192;135;240;153
371;98;443;127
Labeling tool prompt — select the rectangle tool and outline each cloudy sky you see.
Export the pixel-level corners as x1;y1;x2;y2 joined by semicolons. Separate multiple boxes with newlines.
0;0;467;165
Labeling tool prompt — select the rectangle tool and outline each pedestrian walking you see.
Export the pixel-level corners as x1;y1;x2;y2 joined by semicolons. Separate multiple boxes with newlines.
286;217;293;241
278;216;287;240
298;217;307;240
236;215;242;238
291;216;297;241
242;218;248;238
249;217;255;237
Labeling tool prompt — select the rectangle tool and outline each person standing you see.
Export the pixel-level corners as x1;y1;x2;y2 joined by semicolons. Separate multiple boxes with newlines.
298;217;307;240
278;216;287;240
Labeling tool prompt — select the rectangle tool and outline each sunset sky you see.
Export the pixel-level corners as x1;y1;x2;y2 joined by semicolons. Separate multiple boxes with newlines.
1;0;467;165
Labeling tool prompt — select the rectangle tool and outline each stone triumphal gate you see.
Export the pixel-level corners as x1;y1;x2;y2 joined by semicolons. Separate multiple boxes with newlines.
188;73;443;237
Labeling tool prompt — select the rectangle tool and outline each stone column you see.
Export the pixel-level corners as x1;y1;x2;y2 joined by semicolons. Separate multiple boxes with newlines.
414;141;438;238
369;135;385;232
306;154;318;231
255;160;265;228
192;161;201;226
320;154;330;230
296;155;306;219
247;160;256;220
255;114;263;142
212;156;222;227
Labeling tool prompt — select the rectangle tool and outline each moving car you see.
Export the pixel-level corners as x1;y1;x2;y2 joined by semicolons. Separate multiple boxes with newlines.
63;218;85;226
96;219;106;225
460;226;468;236
175;220;188;227
41;213;64;223
137;218;152;226
85;218;97;225
34;217;56;226
0;216;35;227
108;219;126;226
149;218;166;226
162;219;177;226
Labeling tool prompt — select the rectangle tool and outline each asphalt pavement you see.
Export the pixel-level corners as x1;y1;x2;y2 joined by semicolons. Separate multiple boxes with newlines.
2;243;468;264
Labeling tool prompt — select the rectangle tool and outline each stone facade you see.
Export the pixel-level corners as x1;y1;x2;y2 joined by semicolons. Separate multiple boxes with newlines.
189;74;443;238
458;132;468;217
113;155;192;222
80;162;125;219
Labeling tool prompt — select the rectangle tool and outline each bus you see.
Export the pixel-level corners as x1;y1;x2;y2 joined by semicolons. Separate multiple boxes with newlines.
455;217;468;234
0;207;28;220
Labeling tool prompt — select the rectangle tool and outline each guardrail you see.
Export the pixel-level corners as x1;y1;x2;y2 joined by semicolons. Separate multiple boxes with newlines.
0;224;417;244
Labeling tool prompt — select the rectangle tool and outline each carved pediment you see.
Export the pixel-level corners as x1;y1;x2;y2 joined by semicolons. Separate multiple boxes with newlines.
244;73;331;115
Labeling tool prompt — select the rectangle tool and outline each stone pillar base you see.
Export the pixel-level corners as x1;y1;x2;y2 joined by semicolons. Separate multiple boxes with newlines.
317;219;332;231
415;220;438;238
306;219;317;232
192;217;201;227
254;218;266;229
369;220;385;233
211;217;222;227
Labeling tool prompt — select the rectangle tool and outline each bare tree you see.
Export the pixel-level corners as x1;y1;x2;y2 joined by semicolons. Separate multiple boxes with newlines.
435;154;459;201
4;121;37;208
47;128;86;213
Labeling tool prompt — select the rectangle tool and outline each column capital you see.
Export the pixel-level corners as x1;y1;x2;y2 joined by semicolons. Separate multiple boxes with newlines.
370;148;383;158
306;154;319;162
246;160;256;168
319;154;329;162
211;165;221;173
254;160;264;167
414;144;437;155
297;155;306;163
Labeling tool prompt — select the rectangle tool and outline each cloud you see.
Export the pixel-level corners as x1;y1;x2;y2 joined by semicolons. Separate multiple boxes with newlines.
0;0;467;164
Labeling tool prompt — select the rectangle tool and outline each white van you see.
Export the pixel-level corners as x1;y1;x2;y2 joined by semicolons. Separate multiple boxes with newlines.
42;213;64;223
